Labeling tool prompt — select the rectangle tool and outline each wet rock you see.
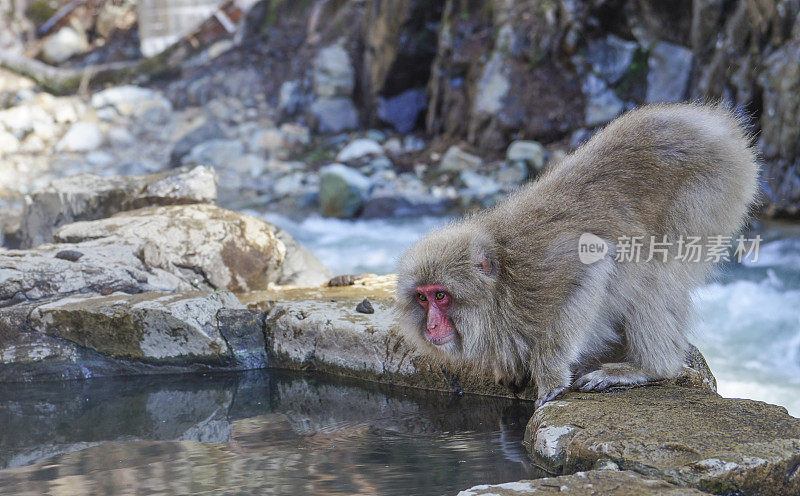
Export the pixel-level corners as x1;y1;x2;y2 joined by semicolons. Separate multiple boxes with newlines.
29;291;240;361
310;98;359;133
169;121;225;166
582;74;624;126
473;52;510;116
355;298;374;314
440;145;483;172
336;138;384;162
586;35;639;85
55;122;103;152
458;471;709;495
216;308;268;369
318;164;370;218
54;204;286;293
90;86;173;121
646;41;693;103
506;140;546;173
22;166;217;247
525;386;800;495
40;27;88;64
248;128;286;157
278;80;305;114
181;139;245;168
460;170;502;197
377;88;426;133
494;162;529;186
312;44;355;99
241;277;716;401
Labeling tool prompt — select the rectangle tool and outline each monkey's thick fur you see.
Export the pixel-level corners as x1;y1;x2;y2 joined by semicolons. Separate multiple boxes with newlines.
397;103;759;407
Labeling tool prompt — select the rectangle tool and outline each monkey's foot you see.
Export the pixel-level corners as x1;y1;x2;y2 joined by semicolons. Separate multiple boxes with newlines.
535;386;569;409
573;363;658;392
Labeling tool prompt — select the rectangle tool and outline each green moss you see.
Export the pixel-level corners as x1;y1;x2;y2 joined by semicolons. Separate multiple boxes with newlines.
614;48;649;97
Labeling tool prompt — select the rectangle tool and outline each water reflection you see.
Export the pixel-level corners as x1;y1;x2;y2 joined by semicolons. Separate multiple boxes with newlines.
0;371;542;495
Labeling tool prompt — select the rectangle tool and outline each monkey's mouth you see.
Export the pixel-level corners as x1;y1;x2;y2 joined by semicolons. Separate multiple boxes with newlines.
426;331;455;345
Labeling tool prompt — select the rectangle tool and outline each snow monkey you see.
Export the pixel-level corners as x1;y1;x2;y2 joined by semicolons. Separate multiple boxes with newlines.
397;103;759;408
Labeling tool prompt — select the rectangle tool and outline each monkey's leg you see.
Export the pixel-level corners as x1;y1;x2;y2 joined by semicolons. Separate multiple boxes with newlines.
575;268;690;392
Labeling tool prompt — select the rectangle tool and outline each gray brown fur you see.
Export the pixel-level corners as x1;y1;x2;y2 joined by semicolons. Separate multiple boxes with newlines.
396;103;759;407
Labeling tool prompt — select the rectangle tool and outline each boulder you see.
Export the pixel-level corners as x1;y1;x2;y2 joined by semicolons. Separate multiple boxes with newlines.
40;27;88;64
361;192;455;218
335;138;384;162
646;41;693;103
526;386;800;496
377;88;426;133
21;166;218;247
240;276;717;401
54;204;286;293
29;291;240;361
312;44;355;98
55;122;103;152
506;140;546;173
318;164;370;218
586;35;639;85
90;86;173;120
582;74;624;127
181;139;245;168
169;121;225;166
310;98;359;133
0;129;20;155
458;471;709;496
440;145;483;172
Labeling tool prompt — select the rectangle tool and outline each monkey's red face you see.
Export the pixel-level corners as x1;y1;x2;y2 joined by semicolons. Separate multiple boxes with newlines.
415;284;455;345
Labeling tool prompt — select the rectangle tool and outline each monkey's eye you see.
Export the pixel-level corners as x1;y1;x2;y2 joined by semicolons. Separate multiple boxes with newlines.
417;293;427;302
434;291;446;301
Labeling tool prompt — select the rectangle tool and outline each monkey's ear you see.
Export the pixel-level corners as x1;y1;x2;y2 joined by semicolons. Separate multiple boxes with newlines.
470;233;499;278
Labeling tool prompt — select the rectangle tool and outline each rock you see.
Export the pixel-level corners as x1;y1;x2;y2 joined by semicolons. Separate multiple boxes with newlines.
216;308;268;369
55;122;103;152
473;52;510;115
239;276;715;401
646;41;693;103
278;80;305;114
21;166;217;247
355;298;374;314
279;123;311;147
312;44;355;98
170;121;225;166
54;204;286;293
586;35;639;85
377;88;427;133
506;140;546;172
440;145;483;172
582;74;624;126
29;291;240;361
54;250;83;262
458;471;709;495
182;139;245;168
494;162;529;186
40;27;88;64
336;139;384;162
318;164;370;218
0;129;20;155
85;151;115;168
90;86;173;120
271;226;332;287
525;385;800;495
460;170;502;197
361;191;454;218
310;98;359;133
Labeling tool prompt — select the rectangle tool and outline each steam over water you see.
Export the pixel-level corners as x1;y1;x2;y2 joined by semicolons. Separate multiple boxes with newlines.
261;213;800;417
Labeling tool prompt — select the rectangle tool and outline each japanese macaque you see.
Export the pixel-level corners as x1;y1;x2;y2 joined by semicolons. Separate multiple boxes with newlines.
397;103;759;408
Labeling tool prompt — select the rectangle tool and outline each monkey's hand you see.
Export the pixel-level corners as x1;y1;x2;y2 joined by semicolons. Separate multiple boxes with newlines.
573;362;659;392
535;386;569;409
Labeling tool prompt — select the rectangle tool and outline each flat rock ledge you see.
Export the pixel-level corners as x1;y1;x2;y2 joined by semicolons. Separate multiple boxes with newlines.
458;471;709;496
524;386;800;496
243;275;716;401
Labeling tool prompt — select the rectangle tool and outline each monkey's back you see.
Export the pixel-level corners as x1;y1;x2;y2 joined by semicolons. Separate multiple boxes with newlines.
473;103;759;324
